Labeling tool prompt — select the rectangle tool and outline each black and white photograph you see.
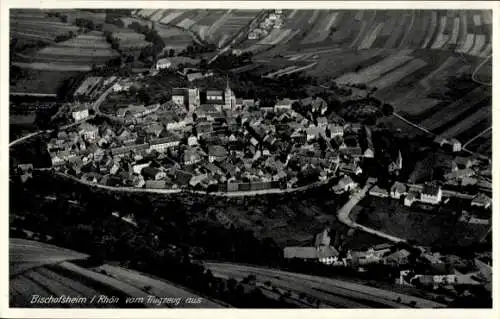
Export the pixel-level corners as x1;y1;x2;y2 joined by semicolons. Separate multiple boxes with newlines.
4;1;496;314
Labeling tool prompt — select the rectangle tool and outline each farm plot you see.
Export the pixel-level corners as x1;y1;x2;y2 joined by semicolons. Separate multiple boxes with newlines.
418;86;490;131
335;50;414;85
307;49;386;79
368;58;428;90
468;34;486;56
383;11;411;49
465;133;492;156
349;10;377;49
159;11;186;24
435;101;491;139
10;15;80;44
398;10;430;48
211;11;259;47
430;15;449;49
21;31;118;68
421;11;438;48
357;22;384;50
456;33;475;54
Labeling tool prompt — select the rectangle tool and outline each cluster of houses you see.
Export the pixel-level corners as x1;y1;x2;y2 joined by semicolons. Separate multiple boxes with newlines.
248;9;284;40
283;229;492;294
48;77;381;194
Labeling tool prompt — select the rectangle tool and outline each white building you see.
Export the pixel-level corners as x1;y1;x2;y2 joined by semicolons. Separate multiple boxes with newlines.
72;108;89;122
420;184;442;205
156;58;172;70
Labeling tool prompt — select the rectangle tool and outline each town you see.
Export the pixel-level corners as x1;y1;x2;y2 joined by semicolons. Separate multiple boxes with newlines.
8;7;493;310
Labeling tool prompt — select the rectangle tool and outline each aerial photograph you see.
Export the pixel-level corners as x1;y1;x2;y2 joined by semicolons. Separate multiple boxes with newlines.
8;7;492;309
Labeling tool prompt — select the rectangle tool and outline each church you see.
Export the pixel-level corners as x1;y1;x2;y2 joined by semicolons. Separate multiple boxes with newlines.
170;77;236;112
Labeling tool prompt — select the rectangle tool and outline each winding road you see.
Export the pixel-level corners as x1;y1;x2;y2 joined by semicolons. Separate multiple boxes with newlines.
336;181;407;243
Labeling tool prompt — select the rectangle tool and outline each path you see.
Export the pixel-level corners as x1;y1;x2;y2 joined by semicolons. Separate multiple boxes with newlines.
462;126;492;149
337;181;407;243
392;112;435;136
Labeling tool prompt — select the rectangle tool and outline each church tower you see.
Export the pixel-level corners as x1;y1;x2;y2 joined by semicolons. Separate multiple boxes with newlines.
224;76;235;110
396;150;403;170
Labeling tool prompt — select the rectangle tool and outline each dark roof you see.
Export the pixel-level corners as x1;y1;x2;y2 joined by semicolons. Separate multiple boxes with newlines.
206;90;223;96
422;184;440;196
172;88;187;96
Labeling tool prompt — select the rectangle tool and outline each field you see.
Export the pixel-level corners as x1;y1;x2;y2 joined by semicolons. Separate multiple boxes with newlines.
135;9;260;48
10;69;81;96
10;10;80;45
15;31;119;71
356;197;490;247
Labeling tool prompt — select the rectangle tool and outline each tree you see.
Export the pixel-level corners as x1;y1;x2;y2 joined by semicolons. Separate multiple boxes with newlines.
382;103;394;116
168;48;175;57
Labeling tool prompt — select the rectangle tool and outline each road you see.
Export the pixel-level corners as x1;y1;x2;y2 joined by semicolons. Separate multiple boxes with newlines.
337;182;407;243
462;126;492;149
205;262;445;308
392;112;435;136
471;55;492;87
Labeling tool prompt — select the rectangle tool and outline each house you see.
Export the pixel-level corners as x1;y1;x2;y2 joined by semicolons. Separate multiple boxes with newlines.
208;145;228;163
149;134;180;152
72;106;89;122
333;175;357;193
283;246;339;260
450;139;462;152
132;162;150;174
339;162;362;175
188;88;200;111
404;191;418;207
171;88;188;107
145;180;167;189
306;126;324;141
142;166;166;180
314;229;331;247
274;98;294;111
205;89;225;105
156;58;172;70
420;184;442;204
183;148;202;165
187;135;198;146
173;169;194;186
384;249;411;266
369;185;389;198
454;156;475;168
390;182;407;199
471;193;492;209
444;168;475;180
328;124;344;137
78;123;99;142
